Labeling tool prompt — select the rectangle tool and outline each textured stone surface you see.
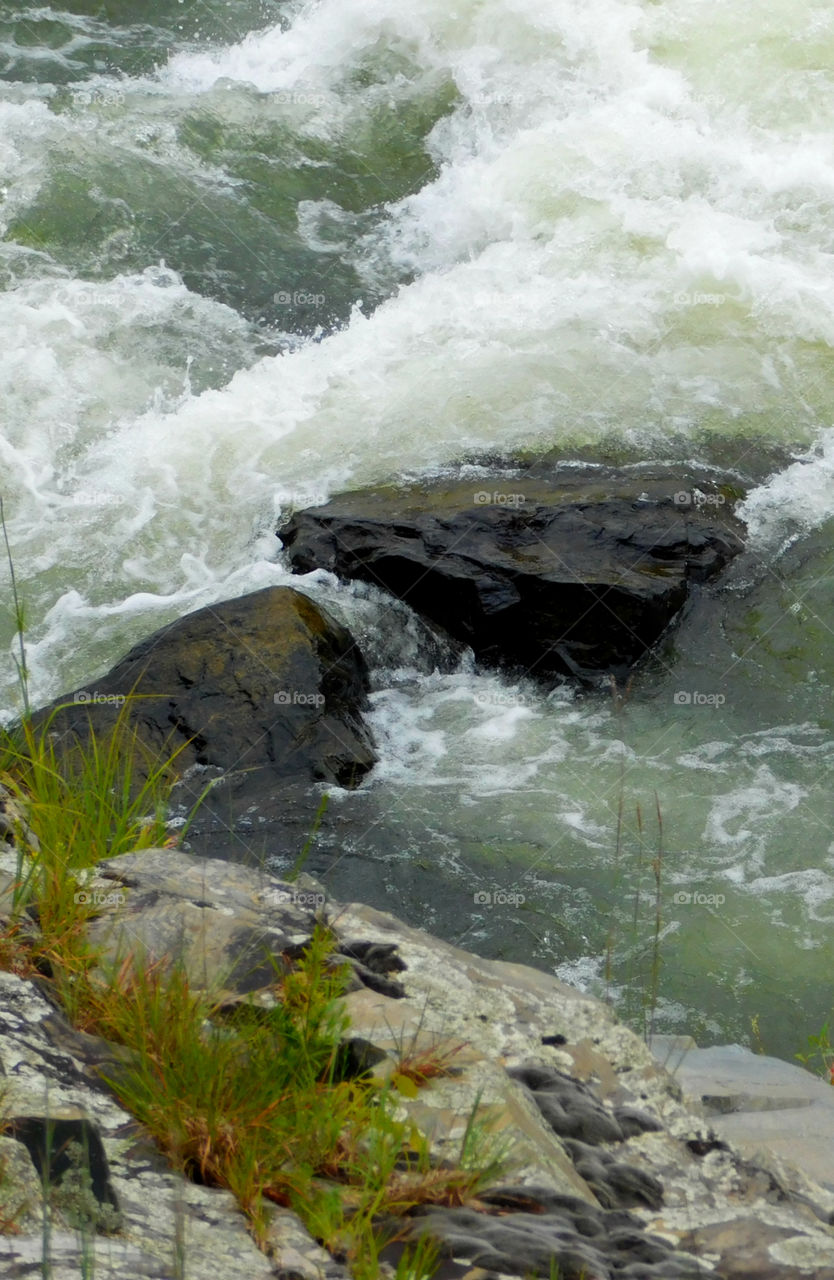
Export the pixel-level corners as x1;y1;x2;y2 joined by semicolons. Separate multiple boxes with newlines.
264;1209;352;1280
83;849;404;1002
280;464;744;683
0;968;308;1278
652;1040;834;1193
33;585;376;796
2;851;834;1277
334;896;834;1277
0;783;39;856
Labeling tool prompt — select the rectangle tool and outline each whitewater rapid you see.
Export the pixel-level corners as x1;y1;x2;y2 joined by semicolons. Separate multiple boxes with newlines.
3;0;834;1056
3;0;834;708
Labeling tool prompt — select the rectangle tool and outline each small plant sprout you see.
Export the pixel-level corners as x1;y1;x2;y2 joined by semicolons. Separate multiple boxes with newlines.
796;1022;834;1085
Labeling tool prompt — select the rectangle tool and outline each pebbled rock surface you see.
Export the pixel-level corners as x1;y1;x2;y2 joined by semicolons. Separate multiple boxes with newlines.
651;1037;834;1197
32;585;375;805
334;894;834;1278
3;850;834;1278
0;784;39;857
279;464;745;683
82;847;407;1003
0;968;332;1279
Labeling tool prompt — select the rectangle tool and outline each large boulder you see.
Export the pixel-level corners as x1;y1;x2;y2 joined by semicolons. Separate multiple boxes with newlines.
279;465;745;683
36;586;376;792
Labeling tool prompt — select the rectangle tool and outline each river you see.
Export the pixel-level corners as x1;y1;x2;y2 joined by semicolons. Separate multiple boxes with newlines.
2;0;834;1060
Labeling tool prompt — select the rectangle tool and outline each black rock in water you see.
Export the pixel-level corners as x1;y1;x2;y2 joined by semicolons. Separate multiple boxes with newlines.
36;586;376;795
279;464;744;683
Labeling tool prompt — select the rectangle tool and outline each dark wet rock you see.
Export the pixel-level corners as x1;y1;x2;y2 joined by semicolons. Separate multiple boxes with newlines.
331;1037;390;1080
508;1063;626;1144
410;1206;612;1280
563;1140;665;1210
34;586;376;797
685;1134;730;1158
9;1115;121;1229
613;1107;664;1139
284;935;409;998
475;1185;637;1238
336;940;408;975
606;1225;670;1263
332;953;407;999
532;1091;625;1144
406;1178;691;1279
280;464;745;683
617;1262;707;1280
407;1200;698;1280
508;1064;577;1091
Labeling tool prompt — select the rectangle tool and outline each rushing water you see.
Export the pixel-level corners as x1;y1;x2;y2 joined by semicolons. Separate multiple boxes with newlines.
3;0;834;1060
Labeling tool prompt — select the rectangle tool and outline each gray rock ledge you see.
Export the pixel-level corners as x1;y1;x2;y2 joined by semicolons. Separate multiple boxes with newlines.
1;849;833;1278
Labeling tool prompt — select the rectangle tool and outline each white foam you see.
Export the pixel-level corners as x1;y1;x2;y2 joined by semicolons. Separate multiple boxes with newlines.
747;868;834;923
738;429;834;549
4;0;834;711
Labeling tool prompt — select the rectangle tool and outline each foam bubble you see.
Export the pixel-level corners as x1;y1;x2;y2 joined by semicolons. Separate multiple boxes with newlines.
738;429;834;549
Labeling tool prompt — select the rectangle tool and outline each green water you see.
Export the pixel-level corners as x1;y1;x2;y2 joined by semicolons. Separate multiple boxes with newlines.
2;0;834;1064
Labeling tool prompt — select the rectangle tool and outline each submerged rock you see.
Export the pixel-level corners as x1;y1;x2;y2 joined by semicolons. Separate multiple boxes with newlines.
34;585;376;794
280;464;745;683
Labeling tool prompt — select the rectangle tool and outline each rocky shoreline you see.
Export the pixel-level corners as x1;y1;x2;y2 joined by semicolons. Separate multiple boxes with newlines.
1;847;833;1278
4;460;831;1276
